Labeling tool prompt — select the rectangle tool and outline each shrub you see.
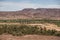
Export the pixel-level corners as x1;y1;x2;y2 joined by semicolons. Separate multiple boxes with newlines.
0;24;60;36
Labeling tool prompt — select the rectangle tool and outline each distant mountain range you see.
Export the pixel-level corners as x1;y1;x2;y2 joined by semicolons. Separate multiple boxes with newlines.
0;8;60;20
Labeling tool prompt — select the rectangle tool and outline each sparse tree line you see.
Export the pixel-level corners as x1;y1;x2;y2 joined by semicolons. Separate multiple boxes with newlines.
0;19;60;27
0;24;60;36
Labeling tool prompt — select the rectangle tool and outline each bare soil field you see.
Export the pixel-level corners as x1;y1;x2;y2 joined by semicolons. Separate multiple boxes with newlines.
0;34;60;40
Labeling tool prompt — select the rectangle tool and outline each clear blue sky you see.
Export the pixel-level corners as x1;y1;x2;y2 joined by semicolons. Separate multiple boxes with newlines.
0;0;60;11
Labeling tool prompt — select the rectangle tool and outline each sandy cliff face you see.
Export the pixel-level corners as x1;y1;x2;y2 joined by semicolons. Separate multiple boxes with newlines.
0;8;60;20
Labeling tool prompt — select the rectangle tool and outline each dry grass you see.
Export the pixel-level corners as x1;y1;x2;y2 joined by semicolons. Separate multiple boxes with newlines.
0;23;60;31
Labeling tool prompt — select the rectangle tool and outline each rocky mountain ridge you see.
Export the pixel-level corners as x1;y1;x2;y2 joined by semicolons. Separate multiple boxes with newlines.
0;8;60;20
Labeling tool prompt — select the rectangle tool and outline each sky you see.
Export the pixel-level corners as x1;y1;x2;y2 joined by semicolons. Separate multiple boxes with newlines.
0;0;60;11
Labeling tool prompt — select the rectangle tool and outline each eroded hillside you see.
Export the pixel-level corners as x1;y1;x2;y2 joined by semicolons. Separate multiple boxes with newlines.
0;8;60;20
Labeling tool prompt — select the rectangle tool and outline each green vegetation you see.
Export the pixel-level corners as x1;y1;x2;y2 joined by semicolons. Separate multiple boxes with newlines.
0;19;60;27
0;24;60;36
0;19;60;36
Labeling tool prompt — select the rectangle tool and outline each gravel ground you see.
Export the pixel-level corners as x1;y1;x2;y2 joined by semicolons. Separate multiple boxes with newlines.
0;34;60;40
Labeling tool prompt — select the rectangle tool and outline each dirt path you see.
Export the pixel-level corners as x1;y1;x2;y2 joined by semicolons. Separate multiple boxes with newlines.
0;23;60;31
0;34;60;40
